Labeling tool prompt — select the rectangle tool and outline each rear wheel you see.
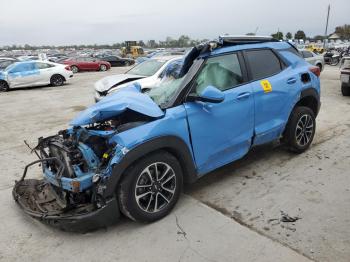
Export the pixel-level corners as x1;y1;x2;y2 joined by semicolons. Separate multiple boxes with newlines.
284;106;316;153
50;75;65;87
100;64;107;71
71;65;79;73
118;151;183;222
316;63;322;72
0;81;9;92
341;84;350;96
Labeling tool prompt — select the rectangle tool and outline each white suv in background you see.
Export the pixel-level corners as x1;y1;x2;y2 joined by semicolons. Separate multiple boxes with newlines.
94;55;183;102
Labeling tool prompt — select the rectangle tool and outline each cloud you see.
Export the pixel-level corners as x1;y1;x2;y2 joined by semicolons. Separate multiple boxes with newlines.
0;0;349;46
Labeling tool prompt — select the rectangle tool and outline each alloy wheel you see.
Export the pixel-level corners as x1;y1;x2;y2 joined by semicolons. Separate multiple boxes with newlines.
0;82;8;92
295;114;314;147
135;162;176;213
52;76;63;86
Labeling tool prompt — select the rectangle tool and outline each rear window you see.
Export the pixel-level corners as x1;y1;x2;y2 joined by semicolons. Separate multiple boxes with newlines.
127;59;166;76
245;49;282;80
302;51;313;58
36;62;54;69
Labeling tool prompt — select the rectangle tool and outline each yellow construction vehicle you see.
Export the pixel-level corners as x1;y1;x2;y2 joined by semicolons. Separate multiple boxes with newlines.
120;41;144;58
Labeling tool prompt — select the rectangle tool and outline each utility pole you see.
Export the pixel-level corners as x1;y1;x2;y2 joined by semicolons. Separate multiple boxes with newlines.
324;4;330;48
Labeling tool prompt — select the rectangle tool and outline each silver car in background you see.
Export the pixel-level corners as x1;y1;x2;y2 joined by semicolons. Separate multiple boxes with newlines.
299;50;325;72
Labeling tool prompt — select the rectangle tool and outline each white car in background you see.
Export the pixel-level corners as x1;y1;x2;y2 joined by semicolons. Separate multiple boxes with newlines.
299;50;325;72
0;61;73;92
94;55;182;102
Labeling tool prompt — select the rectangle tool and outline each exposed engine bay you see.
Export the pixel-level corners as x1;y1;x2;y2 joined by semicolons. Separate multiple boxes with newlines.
13;110;152;231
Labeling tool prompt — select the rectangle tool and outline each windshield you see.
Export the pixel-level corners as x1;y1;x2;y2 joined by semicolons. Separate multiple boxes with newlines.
4;62;16;71
148;59;185;107
128;59;166;76
0;60;15;70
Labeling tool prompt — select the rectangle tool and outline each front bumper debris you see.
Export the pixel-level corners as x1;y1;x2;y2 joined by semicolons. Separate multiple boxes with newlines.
12;158;120;232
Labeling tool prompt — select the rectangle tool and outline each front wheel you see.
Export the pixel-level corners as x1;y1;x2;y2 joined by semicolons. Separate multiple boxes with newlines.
0;81;9;92
284;106;316;153
118;151;183;222
71;65;79;73
100;64;107;71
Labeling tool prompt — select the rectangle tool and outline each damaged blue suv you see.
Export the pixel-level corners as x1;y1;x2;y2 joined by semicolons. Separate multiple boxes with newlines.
13;36;321;231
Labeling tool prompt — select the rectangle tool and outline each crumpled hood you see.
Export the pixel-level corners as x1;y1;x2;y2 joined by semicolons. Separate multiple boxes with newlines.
70;83;164;126
95;74;145;92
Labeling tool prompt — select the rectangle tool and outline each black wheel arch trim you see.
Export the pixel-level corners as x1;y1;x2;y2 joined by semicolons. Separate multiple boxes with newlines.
103;135;198;197
299;88;321;116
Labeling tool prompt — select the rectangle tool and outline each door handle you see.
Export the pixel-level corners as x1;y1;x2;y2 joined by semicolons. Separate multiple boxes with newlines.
287;78;297;84
236;92;251;100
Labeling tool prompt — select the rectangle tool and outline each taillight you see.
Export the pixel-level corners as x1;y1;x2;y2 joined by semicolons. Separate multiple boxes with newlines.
309;66;320;77
65;65;71;71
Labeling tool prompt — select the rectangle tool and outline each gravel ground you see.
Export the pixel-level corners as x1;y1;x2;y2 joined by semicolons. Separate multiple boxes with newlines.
0;65;348;261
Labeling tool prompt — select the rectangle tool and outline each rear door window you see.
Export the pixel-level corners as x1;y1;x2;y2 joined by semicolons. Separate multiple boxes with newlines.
245;49;282;80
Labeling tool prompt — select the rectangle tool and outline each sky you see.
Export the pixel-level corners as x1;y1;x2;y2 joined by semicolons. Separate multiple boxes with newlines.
0;0;349;46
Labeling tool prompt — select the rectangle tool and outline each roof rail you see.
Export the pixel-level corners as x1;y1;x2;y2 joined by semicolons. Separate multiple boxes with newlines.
218;35;279;45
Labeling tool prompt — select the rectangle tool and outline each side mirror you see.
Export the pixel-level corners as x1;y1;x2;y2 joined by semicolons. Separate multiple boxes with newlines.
188;85;225;103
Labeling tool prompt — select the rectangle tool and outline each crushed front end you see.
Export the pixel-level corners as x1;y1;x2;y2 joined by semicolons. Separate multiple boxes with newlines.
12;126;125;232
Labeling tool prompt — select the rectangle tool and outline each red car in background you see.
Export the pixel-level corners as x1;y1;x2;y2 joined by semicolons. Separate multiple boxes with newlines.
63;57;111;73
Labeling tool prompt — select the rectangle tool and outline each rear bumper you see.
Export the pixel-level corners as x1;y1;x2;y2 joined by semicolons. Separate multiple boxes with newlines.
12;179;120;232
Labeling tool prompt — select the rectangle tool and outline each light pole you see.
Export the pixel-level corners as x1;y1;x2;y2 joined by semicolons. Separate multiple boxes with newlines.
324;4;330;48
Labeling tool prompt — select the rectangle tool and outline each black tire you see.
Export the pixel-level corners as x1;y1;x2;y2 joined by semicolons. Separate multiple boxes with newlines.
0;81;9;92
341;84;350;96
284;106;316;153
316;63;322;72
50;75;65;87
71;65;79;73
118;150;183;222
100;64;107;71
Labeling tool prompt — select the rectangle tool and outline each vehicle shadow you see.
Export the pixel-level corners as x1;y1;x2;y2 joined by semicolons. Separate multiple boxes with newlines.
185;142;297;193
7;83;71;92
43;142;299;235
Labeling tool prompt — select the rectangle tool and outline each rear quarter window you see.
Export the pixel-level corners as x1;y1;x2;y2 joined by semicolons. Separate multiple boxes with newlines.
245;49;283;80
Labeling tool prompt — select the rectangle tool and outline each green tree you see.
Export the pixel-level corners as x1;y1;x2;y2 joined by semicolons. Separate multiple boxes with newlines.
286;32;292;39
294;30;306;40
271;31;284;40
178;35;190;47
334;24;350;39
314;35;325;41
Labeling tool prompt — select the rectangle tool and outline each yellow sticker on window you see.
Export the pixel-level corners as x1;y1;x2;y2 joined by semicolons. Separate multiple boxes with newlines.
260;80;272;93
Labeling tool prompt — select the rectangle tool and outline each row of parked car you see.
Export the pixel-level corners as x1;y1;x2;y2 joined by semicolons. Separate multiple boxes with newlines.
1;43;348;97
0;49;187;92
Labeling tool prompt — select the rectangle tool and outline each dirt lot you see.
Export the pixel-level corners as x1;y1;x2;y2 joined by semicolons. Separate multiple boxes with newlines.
0;66;349;262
